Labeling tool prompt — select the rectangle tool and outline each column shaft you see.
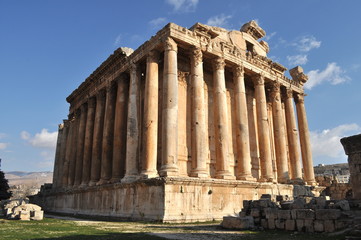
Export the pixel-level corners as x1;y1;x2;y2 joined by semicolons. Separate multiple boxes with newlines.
160;37;179;177
254;74;274;182
52;124;64;188
67;114;79;187
89;91;106;186
122;64;140;182
213;57;234;179
284;89;303;181
190;47;208;178
141;50;160;178
233;65;254;181
80;97;96;186
73;104;87;186
296;93;316;185
59;120;69;188
111;75;128;182
98;85;116;185
271;83;289;183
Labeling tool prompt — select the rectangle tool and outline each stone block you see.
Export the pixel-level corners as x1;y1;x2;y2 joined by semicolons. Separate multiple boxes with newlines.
222;216;254;229
5;208;12;216
291;198;305;209
285;219;296;231
30;210;44;221
335;219;352;230
291;209;297;219
268;218;276;230
254;217;261;224
324;220;335;233
314;220;324;232
296;209;315;219
250;208;260;218
315;209;342;220
260;194;272;199
239;210;247;217
304;219;314;232
251;200;260;208
296;219;305;232
264;208;278;219
277;210;291;220
281;201;292;210
275;219;285;229
243;200;250;210
259;199;272;208
334;200;350;211
261;219;268;229
19;211;30;221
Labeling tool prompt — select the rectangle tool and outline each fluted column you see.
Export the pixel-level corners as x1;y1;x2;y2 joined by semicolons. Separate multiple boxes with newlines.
233;65;254;181
52;124;64;188
59;120;69;188
89;90;106;186
253;74;274;182
284;89;303;182
270;82;289;183
141;50;160;179
190;47;208;178
80;97;96;187
295;93;316;185
110;75;128;183
67;112;79;187
98;84;116;185
74;104;87;186
122;64;140;182
212;57;234;179
62;119;73;187
160;37;179;177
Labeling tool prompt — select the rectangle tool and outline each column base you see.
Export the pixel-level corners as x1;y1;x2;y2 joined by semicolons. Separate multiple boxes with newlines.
190;169;208;178
79;182;89;188
159;164;178;177
305;180;318;186
121;175;139;183
277;177;290;184
140;170;159;179
237;174;256;181
258;177;276;183
96;178;110;185
290;178;305;185
216;171;236;180
88;180;98;187
109;177;121;183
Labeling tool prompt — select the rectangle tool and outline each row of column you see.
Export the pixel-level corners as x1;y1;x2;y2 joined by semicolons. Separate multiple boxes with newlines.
53;36;316;189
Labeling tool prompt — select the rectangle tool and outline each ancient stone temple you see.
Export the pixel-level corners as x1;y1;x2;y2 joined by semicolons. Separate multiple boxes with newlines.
46;21;317;222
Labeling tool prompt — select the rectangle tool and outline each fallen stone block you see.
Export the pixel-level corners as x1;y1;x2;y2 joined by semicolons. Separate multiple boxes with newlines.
334;200;350;211
314;220;324;232
315;209;342;220
222;216;254;230
296;209;315;219
324;220;335;233
30;210;44;221
281;201;293;210
278;210;291;220
304;219;314;232
261;219;268;229
268;218;276;230
296;219;305;232
19;211;30;221
275;219;285;230
264;208;278;219
250;208;260;218
285;219;296;231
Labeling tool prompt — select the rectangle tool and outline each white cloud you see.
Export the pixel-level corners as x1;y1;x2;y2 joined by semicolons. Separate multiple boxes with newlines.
287;54;308;66
166;0;198;12
0;143;8;150
292;35;321;52
310;124;361;160
149;17;168;29
21;129;58;149
0;133;6;139
40;150;55;161
206;14;232;28
305;62;350;89
114;34;122;46
264;32;276;41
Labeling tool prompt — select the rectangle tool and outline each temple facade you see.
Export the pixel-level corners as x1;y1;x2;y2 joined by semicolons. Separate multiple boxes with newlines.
46;21;317;222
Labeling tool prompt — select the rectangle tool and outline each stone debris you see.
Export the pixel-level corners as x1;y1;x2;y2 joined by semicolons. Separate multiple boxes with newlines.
222;194;358;234
1;199;43;221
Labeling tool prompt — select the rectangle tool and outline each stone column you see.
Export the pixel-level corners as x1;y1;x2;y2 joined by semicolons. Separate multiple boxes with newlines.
122;64;140;182
98;84;116;185
233;65;254;181
52;124;64;188
58;120;69;188
74;103;87;186
67;112;79;187
190;47;208;178
295;93;316;185
141;50;160;179
284;89;303;182
212;57;234;179
160;37;179;177
253;73;274;182
80;97;96;187
110;75;128;183
270;82;289;183
62;119;73;187
89;90;106;186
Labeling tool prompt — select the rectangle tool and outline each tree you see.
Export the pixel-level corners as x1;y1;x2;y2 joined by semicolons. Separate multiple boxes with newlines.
0;158;12;200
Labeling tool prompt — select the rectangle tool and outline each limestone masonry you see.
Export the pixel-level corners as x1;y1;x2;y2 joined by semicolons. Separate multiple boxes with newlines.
44;21;318;222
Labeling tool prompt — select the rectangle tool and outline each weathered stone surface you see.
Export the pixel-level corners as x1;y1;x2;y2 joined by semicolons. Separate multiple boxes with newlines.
268;218;276;229
296;219;305;232
296;209;315;219
275;219;285;229
315;209;342;220
278;210;291;220
314;220;324;232
324;220;335;233
30;210;44;221
222;216;254;229
285;219;295;231
19;211;30;221
334;200;350;211
304;219;314;232
250;208;260;217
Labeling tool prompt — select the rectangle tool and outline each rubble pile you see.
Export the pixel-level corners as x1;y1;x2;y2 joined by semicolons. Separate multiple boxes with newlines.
1;199;44;221
222;194;359;233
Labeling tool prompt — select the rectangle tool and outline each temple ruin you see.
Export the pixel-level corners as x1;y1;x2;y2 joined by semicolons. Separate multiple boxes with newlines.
45;21;318;222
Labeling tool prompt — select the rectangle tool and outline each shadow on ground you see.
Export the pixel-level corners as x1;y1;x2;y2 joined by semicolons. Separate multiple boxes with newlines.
29;232;167;240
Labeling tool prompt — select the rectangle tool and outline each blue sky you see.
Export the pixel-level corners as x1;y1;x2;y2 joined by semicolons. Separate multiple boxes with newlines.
1;0;360;172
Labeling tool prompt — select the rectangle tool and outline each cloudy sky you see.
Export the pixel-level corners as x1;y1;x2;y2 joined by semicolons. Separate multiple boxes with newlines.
1;0;360;171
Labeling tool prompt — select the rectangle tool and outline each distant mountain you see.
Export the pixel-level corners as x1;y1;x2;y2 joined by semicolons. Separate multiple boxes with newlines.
4;171;53;187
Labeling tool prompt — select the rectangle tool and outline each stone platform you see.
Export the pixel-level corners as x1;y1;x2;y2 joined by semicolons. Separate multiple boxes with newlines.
37;178;320;222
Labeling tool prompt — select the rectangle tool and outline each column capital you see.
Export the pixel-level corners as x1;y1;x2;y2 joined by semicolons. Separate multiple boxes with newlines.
212;57;225;71
58;123;64;131
96;89;106;100
147;50;160;64
285;88;294;99
295;93;305;103
253;73;265;86
270;81;281;100
88;96;96;108
164;37;178;52
233;64;244;78
129;62;139;74
190;47;202;67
